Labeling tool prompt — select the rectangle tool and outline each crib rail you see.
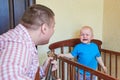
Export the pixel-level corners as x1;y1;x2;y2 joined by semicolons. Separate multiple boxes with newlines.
100;49;120;79
53;56;118;80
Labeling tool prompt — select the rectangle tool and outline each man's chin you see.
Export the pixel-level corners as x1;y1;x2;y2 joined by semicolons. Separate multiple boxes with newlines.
38;41;49;45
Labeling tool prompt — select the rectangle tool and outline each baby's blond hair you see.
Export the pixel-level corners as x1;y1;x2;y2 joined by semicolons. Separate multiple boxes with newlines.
80;26;93;36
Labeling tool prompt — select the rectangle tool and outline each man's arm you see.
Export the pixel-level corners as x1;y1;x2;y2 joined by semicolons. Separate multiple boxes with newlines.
0;41;32;80
0;65;31;80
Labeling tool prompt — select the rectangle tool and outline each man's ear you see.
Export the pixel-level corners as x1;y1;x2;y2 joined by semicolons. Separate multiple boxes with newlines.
40;23;48;34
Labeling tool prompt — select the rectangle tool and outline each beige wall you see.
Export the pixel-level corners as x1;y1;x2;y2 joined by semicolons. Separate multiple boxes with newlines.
103;0;120;52
35;0;120;78
36;0;104;64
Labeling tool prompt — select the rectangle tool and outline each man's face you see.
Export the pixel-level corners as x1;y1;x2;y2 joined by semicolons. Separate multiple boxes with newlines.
45;18;55;43
39;17;55;45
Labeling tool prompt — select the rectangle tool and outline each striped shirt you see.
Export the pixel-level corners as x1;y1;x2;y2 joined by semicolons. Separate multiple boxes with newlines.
0;24;45;80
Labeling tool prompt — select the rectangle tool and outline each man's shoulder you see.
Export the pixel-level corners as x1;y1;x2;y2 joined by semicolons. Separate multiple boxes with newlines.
0;30;24;44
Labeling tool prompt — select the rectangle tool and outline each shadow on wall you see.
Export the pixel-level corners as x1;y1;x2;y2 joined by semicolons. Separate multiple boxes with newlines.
72;30;80;38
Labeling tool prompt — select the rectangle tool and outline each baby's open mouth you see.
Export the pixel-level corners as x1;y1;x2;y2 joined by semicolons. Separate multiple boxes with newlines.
83;39;88;41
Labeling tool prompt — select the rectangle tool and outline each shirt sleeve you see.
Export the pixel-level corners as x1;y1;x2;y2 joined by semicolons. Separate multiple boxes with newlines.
0;41;32;80
0;65;31;80
39;66;45;79
71;45;79;57
95;44;101;57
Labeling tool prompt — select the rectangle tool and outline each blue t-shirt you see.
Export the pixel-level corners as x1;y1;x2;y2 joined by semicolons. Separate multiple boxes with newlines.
71;42;101;75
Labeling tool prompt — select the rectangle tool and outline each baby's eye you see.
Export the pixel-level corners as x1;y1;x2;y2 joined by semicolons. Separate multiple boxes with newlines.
80;34;85;36
81;34;89;36
86;34;89;36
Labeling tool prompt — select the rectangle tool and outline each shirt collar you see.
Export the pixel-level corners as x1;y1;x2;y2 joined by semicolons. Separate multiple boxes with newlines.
15;24;36;46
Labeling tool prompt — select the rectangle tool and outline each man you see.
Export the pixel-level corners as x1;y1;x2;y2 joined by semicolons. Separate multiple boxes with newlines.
0;4;57;80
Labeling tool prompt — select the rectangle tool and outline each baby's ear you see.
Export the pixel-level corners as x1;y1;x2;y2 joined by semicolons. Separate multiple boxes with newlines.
92;34;94;38
91;36;94;40
92;36;94;39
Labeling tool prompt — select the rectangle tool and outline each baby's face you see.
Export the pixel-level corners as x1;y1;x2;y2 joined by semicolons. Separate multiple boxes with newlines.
80;28;93;44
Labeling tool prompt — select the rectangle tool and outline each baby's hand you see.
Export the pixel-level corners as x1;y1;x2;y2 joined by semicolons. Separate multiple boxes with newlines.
58;54;64;58
103;66;107;73
56;78;61;80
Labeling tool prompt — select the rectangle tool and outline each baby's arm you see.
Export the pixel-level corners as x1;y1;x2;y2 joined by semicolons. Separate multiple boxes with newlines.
96;57;107;73
58;53;74;58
